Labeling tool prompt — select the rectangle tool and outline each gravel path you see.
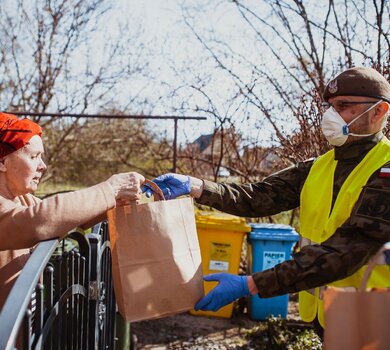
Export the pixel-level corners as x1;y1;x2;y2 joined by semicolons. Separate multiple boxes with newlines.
131;297;317;350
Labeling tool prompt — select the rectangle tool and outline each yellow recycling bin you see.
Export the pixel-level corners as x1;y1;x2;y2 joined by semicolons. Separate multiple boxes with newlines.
190;211;251;318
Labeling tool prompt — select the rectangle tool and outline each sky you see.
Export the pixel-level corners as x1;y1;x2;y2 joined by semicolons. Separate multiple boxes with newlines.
112;0;389;148
3;0;386;147
102;1;217;143
108;0;278;145
0;0;318;146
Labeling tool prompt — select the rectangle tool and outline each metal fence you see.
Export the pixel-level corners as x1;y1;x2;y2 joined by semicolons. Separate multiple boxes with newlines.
0;221;120;350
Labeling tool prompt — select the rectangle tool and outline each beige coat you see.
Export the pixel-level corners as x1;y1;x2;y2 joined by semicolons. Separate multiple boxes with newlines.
0;182;115;309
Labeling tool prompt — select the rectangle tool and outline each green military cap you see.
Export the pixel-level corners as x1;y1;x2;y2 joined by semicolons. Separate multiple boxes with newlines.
323;66;390;103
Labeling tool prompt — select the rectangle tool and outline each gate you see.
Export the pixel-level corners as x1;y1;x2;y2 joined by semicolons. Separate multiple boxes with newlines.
0;221;120;350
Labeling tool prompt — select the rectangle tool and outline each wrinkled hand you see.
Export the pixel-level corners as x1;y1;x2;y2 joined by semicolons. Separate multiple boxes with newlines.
194;273;250;312
107;172;145;204
142;173;191;200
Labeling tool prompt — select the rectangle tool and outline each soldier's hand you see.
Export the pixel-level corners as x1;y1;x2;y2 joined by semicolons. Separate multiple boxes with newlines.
194;273;250;312
142;173;191;200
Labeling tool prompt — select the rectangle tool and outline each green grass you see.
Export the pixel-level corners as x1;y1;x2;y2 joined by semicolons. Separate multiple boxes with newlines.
35;182;85;198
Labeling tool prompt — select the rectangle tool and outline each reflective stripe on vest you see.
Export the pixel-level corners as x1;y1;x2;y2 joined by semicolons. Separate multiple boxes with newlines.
299;137;390;328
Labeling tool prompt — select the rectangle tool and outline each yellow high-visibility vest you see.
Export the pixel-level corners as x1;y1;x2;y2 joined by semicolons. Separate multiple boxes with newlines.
299;137;390;327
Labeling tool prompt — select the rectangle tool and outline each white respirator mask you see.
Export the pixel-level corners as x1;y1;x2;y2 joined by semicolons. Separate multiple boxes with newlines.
321;100;382;147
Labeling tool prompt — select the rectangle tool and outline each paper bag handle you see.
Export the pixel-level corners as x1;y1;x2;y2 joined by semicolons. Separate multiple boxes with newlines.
359;242;390;291
143;179;165;201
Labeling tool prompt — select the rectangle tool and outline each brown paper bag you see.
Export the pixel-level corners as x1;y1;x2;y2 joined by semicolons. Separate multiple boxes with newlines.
324;288;390;350
324;245;390;350
107;181;204;322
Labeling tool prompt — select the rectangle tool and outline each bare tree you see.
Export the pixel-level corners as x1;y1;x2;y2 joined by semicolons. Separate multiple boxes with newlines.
0;0;154;184
174;0;389;178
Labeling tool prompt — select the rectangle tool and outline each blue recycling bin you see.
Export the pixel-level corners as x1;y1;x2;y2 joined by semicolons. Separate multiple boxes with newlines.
248;223;299;320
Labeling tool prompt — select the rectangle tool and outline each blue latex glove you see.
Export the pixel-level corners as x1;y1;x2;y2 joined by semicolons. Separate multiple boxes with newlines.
194;273;250;312
142;173;191;200
385;250;390;266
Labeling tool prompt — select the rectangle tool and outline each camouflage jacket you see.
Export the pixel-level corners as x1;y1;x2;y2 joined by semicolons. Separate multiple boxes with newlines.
196;133;390;298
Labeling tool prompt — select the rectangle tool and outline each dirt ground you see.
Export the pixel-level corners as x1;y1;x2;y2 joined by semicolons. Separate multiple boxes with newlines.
131;295;320;350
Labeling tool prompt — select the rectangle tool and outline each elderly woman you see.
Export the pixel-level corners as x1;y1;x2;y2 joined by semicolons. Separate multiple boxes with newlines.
0;112;145;308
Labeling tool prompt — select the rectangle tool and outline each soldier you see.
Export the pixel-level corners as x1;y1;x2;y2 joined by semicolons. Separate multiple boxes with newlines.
145;67;390;336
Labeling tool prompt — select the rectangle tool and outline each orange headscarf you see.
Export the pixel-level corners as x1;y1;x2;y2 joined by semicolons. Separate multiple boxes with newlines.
0;112;42;158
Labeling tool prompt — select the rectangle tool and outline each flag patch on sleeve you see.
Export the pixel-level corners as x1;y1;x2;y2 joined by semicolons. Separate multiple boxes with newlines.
379;167;390;178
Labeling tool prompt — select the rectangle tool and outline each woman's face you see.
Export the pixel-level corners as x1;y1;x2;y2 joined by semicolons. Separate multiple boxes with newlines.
2;135;47;197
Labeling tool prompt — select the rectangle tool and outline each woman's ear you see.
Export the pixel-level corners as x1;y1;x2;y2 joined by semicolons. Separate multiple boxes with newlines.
0;158;7;173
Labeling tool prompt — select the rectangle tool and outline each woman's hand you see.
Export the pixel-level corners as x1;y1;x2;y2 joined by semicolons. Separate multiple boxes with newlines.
107;172;145;205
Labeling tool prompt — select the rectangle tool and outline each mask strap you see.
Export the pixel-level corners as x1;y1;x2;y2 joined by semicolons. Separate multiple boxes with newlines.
348;131;374;137
343;100;382;135
347;100;382;128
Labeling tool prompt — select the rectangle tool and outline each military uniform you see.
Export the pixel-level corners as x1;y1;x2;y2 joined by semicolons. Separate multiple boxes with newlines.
196;132;390;298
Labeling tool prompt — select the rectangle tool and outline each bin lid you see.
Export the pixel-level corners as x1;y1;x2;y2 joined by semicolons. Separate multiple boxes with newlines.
195;211;251;232
249;223;299;241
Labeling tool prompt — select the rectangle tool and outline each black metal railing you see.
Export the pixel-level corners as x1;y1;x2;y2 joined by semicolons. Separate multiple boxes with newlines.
0;221;118;350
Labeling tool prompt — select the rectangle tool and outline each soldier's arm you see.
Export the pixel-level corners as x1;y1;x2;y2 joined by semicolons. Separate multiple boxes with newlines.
195;159;314;217
252;166;390;297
